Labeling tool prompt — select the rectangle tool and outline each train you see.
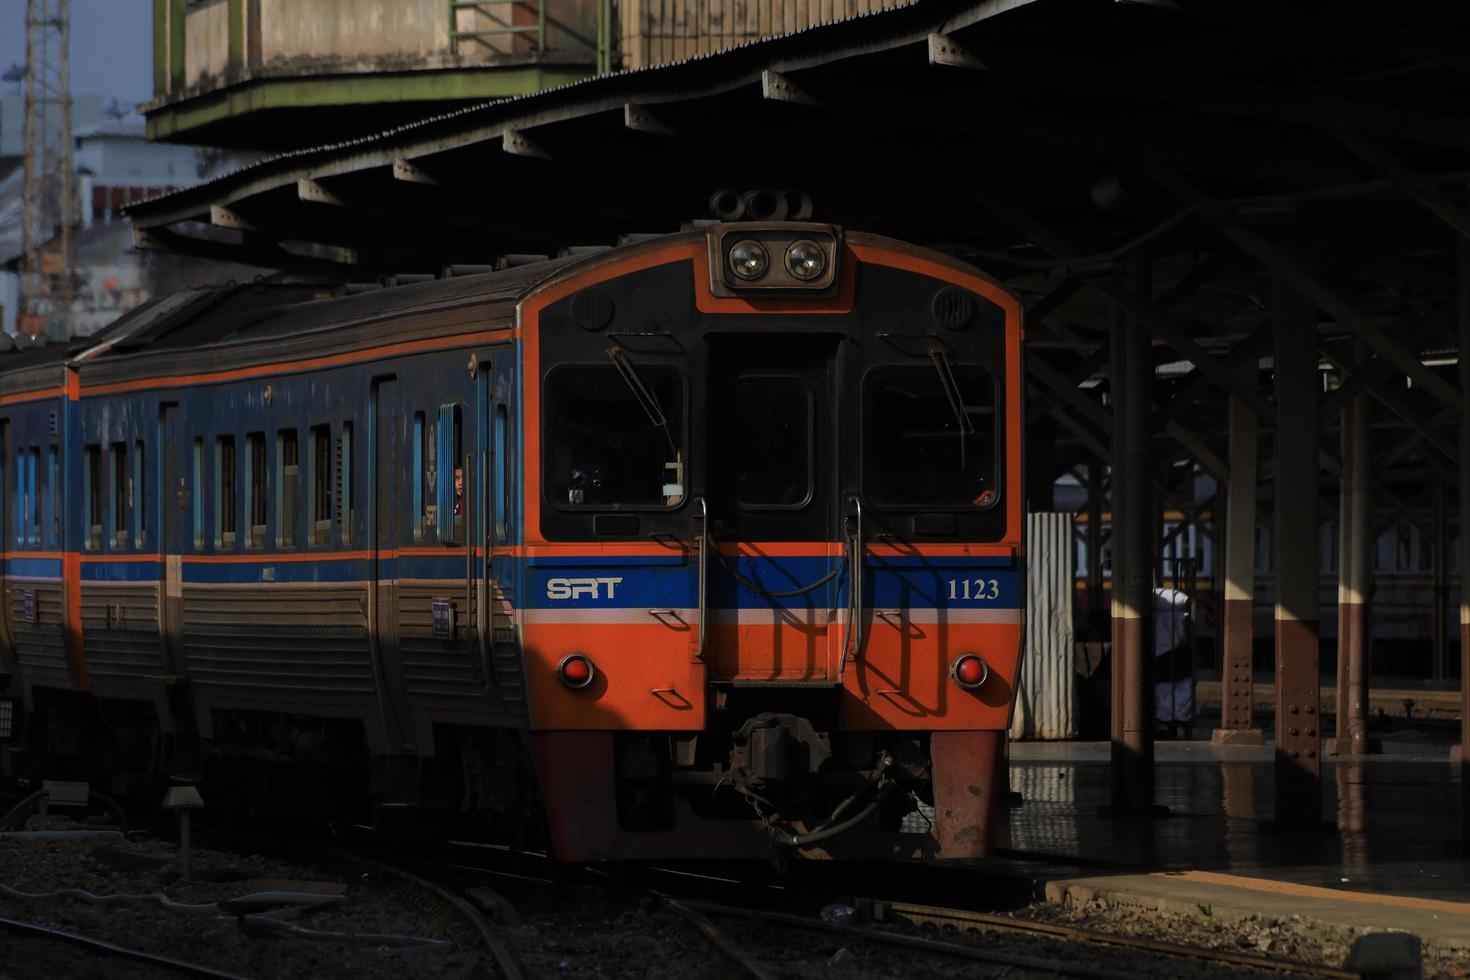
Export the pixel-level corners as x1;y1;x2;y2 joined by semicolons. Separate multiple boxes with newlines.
0;220;1023;861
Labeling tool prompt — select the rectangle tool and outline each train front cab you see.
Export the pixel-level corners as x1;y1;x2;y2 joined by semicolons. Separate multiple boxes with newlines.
519;224;1022;861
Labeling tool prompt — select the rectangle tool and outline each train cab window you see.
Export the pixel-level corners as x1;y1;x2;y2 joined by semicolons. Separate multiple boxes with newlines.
494;405;508;543
864;365;998;509
11;449;20;547
543;364;685;509
112;443;128;548
276;429;299;548
216;436;237;548
435;404;464;544
84;445;102;550
337;423;354;545
47;447;59;547
246;433;267;549
735;378;812;509
193;438;204;549
133;441;145;548
310;425;331;546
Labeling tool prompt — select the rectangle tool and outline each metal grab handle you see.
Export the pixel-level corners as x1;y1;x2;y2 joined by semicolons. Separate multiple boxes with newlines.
840;493;864;681
692;497;708;663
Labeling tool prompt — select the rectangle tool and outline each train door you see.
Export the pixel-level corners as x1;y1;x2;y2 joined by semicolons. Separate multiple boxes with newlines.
706;336;841;682
158;405;185;675
369;377;415;753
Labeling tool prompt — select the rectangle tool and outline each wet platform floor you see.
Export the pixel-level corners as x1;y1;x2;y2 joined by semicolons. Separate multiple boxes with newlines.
1004;731;1469;903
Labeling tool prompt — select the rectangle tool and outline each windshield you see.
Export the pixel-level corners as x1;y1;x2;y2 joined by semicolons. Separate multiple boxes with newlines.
544;364;685;508
864;365;997;508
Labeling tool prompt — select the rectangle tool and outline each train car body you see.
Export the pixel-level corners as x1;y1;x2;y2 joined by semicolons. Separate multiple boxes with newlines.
0;224;1023;861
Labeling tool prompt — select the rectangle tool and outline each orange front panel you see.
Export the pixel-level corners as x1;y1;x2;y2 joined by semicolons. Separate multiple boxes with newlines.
709;619;835;681
844;621;1021;731
522;623;706;729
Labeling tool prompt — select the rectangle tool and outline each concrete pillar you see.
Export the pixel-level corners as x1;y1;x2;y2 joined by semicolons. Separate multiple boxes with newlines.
1273;280;1323;827
1214;378;1262;745
1108;256;1155;816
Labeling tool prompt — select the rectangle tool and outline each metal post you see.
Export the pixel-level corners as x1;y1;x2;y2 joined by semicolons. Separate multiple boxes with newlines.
1344;382;1373;755
1108;255;1154;816
1087;463;1104;615
1458;236;1470;833
1273;280;1323;828
1433;472;1448;684
178;808;191;882
1214;379;1262;745
1333;394;1352;749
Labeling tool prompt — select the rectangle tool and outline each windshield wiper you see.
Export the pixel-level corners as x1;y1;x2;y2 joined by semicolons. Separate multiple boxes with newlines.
929;348;975;470
607;345;679;459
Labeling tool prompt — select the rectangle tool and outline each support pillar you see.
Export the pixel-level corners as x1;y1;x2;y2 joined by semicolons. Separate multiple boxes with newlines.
1108;256;1155;816
1457;237;1470;836
1087;464;1104;617
1214;378;1262;745
1329;379;1374;756
1273;281;1323;827
1433;473;1448;684
1346;387;1370;758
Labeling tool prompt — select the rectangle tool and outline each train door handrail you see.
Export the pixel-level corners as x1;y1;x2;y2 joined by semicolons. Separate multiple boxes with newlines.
693;496;707;663
840;493;863;682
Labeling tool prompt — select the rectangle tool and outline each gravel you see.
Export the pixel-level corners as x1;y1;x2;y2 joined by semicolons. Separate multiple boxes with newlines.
0;832;495;980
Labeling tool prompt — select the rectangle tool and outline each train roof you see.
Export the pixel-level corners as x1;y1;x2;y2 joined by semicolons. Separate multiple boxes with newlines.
0;251;602;396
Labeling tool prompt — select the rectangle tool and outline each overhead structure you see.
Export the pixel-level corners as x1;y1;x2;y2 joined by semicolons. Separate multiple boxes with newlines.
20;0;75;340
127;0;1470;826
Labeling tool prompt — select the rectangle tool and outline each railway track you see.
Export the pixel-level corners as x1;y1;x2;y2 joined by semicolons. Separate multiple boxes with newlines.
423;843;1366;979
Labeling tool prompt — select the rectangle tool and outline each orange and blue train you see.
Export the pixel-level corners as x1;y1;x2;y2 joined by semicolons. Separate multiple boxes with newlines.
0;222;1023;861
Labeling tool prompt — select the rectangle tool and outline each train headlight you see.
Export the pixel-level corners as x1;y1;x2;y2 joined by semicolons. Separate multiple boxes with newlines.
784;240;827;281
557;654;596;690
728;240;770;281
950;654;989;690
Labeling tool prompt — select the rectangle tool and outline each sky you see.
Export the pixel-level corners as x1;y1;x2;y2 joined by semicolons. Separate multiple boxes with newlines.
1;0;153;117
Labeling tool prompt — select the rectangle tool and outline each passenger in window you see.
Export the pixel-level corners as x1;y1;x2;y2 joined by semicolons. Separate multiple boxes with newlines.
569;464;604;505
453;466;464;516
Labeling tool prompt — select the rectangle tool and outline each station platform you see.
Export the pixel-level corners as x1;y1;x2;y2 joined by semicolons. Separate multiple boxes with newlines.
1004;736;1470;950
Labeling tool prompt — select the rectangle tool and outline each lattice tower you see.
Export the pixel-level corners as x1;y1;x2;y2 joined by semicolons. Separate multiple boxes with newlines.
20;0;75;340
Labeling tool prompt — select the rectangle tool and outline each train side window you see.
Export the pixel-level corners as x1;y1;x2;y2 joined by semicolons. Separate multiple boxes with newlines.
193;438;204;549
494;405;508;543
216;435;237;549
12;448;22;546
337;423;354;545
27;448;40;547
134;440;145;548
246;432;267;549
435;403;463;544
84;445;102;550
276;428;299;548
310;425;331;546
412;412;427;542
47;447;59;547
112;443;128;548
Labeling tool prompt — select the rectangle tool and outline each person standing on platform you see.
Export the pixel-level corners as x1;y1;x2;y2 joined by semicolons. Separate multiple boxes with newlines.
1154;586;1193;739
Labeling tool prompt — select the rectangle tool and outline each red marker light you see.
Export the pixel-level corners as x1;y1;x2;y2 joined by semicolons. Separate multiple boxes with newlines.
951;654;988;690
557;654;595;690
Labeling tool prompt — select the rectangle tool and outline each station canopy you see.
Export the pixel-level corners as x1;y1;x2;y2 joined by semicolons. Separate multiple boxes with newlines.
125;0;1470;390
